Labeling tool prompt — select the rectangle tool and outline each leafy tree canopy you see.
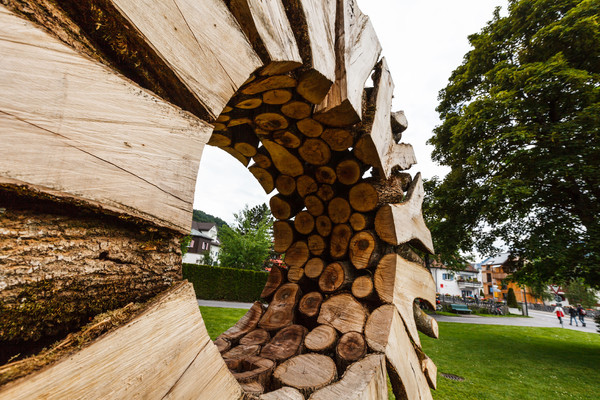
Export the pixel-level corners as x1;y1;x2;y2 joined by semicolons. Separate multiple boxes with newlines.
218;204;273;270
427;0;600;287
192;209;229;229
564;278;598;308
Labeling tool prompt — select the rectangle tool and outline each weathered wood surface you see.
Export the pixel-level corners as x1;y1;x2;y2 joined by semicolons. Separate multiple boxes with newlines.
0;283;241;400
0;7;211;233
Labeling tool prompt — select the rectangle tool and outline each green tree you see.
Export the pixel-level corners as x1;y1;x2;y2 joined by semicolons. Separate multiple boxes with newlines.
564;278;598;308
506;288;519;308
428;0;600;288
218;204;273;270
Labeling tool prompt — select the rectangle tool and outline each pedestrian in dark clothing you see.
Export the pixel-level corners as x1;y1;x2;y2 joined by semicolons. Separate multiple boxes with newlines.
577;304;587;327
568;306;579;326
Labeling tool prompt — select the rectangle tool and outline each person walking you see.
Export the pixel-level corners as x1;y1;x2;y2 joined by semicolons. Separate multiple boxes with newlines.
568;306;579;326
553;304;565;327
577;304;587;327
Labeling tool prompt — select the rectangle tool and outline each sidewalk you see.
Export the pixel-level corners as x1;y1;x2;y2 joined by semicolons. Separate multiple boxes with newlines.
197;299;253;309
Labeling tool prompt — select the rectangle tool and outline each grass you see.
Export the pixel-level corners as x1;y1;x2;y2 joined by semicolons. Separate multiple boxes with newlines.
200;307;600;400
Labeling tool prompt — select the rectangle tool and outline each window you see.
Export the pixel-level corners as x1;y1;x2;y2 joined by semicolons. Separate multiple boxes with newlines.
486;273;492;283
188;240;194;248
442;273;454;281
488;286;494;294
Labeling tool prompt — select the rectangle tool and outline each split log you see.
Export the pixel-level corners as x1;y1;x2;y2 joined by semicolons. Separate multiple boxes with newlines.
284;241;310;268
299;139;332;166
348;212;373;231
316;184;335;202
304;325;337;352
259;387;304;400
273;129;303;149
259;283;301;331
364;305;434;399
335;331;366;371
263;89;293;105
304;195;325;216
297;118;323;137
262;139;304;177
240;329;271;346
373;254;436;347
255;112;289;131
225;0;302;75
276;175;298;196
321;129;354;152
391;110;408;142
318;262;354;293
298;292;323;318
222;344;261;360
335;159;362;186
315;215;333;237
329;224;353;259
307;234;326;256
260;325;308;361
296;175;319;198
351;275;375;300
228;356;275;389
317;293;367;333
270;194;303;220
273;354;337;397
242;75;298;95
287;266;305;283
315;166;337;185
281;101;312;120
218;302;265;343
274;221;295;253
294;211;315;235
249;165;276;194
416;350;438;390
309;354;387;400
304;258;325;279
327;197;351;224
413;302;439;339
348;231;380;270
374;173;434;254
261;265;287;300
215;337;233;353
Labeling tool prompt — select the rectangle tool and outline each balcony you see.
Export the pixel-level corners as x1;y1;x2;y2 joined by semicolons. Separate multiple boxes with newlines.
457;278;483;288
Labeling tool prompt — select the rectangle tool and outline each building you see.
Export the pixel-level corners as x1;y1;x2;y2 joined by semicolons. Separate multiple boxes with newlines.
480;253;542;304
182;221;221;265
430;263;483;298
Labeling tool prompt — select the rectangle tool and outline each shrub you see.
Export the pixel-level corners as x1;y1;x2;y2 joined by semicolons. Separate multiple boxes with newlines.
182;264;268;302
506;288;519;308
594;313;600;334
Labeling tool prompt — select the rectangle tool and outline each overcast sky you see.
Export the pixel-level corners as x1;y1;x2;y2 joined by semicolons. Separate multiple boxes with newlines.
193;0;508;224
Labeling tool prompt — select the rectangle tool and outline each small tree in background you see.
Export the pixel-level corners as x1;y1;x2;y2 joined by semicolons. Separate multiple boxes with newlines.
506;288;519;308
564;278;598;309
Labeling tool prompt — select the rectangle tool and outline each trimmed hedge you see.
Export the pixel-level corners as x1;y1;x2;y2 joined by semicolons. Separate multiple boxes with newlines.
182;264;268;302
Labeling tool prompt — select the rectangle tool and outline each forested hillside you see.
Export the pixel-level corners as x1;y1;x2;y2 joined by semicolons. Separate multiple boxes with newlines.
192;209;229;229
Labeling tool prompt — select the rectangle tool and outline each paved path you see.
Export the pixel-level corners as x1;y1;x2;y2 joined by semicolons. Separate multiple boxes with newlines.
197;299;253;309
433;309;598;333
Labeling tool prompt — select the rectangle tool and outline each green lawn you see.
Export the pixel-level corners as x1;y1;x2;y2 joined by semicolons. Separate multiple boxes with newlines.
200;307;600;400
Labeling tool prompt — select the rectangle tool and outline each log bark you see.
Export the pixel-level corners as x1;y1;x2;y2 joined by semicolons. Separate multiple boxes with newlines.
329;224;352;259
219;302;265;344
304;258;325;279
348;231;380;270
327;197;352;224
335;331;366;371
259;284;301;331
298;292;323;318
240;329;271;346
260;325;307;361
273;354;337;397
317;293;367;334
215;337;232;353
318;262;354;293
304;324;337;353
413;303;439;339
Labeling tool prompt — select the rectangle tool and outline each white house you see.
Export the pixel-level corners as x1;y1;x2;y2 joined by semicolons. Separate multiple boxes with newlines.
182;221;221;265
430;263;483;299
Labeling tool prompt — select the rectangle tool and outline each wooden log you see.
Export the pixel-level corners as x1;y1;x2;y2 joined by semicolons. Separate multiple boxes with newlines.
413;302;439;339
228;356;275;389
373;254;436;347
287;266;305;283
297;118;324;137
0;8;212;234
262;139;304;177
315;215;333;237
316;184;335;202
335;159;362;186
231;126;260;157
259;283;301;331
273;129;303;149
253;146;273;168
304;195;325;216
215;337;233;353
310;354;387;400
261;265;287;300
391;110;408;142
348;231;380;270
242;75;298;95
321;129;354;152
260;324;308;361
314;0;381;127
416;350;438;390
298;292;323;318
228;116;254;127
255;112;290;131
307;234;326;256
249;165;276;194
222;344;261;360
348;182;378;213
274;221;295;253
208;131;233;147
284;241;310;268
241;381;264;396
263;89;293;105
327;197;351;224
294;211;315;235
315;166;337;185
329;224;352;259
318;262;354;293
220;145;250;167
348;212;373;232
225;0;302;75
240;329;271;346
374;173;434;254
296;175;319;198
273;354;337;397
281;101;312;120
259;387;304;400
234;97;263;109
364;305;433;400
276;175;298;196
335;331;366;371
351;275;375;300
299;138;332;166
304;258;325;279
304;324;338;353
218;301;265;343
270;194;303;220
317;293;367;334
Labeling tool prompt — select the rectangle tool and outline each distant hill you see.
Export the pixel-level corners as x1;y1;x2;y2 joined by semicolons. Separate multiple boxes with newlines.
192;209;229;229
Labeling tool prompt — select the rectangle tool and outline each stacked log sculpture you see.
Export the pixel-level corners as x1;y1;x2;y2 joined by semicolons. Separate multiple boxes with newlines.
0;0;437;399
